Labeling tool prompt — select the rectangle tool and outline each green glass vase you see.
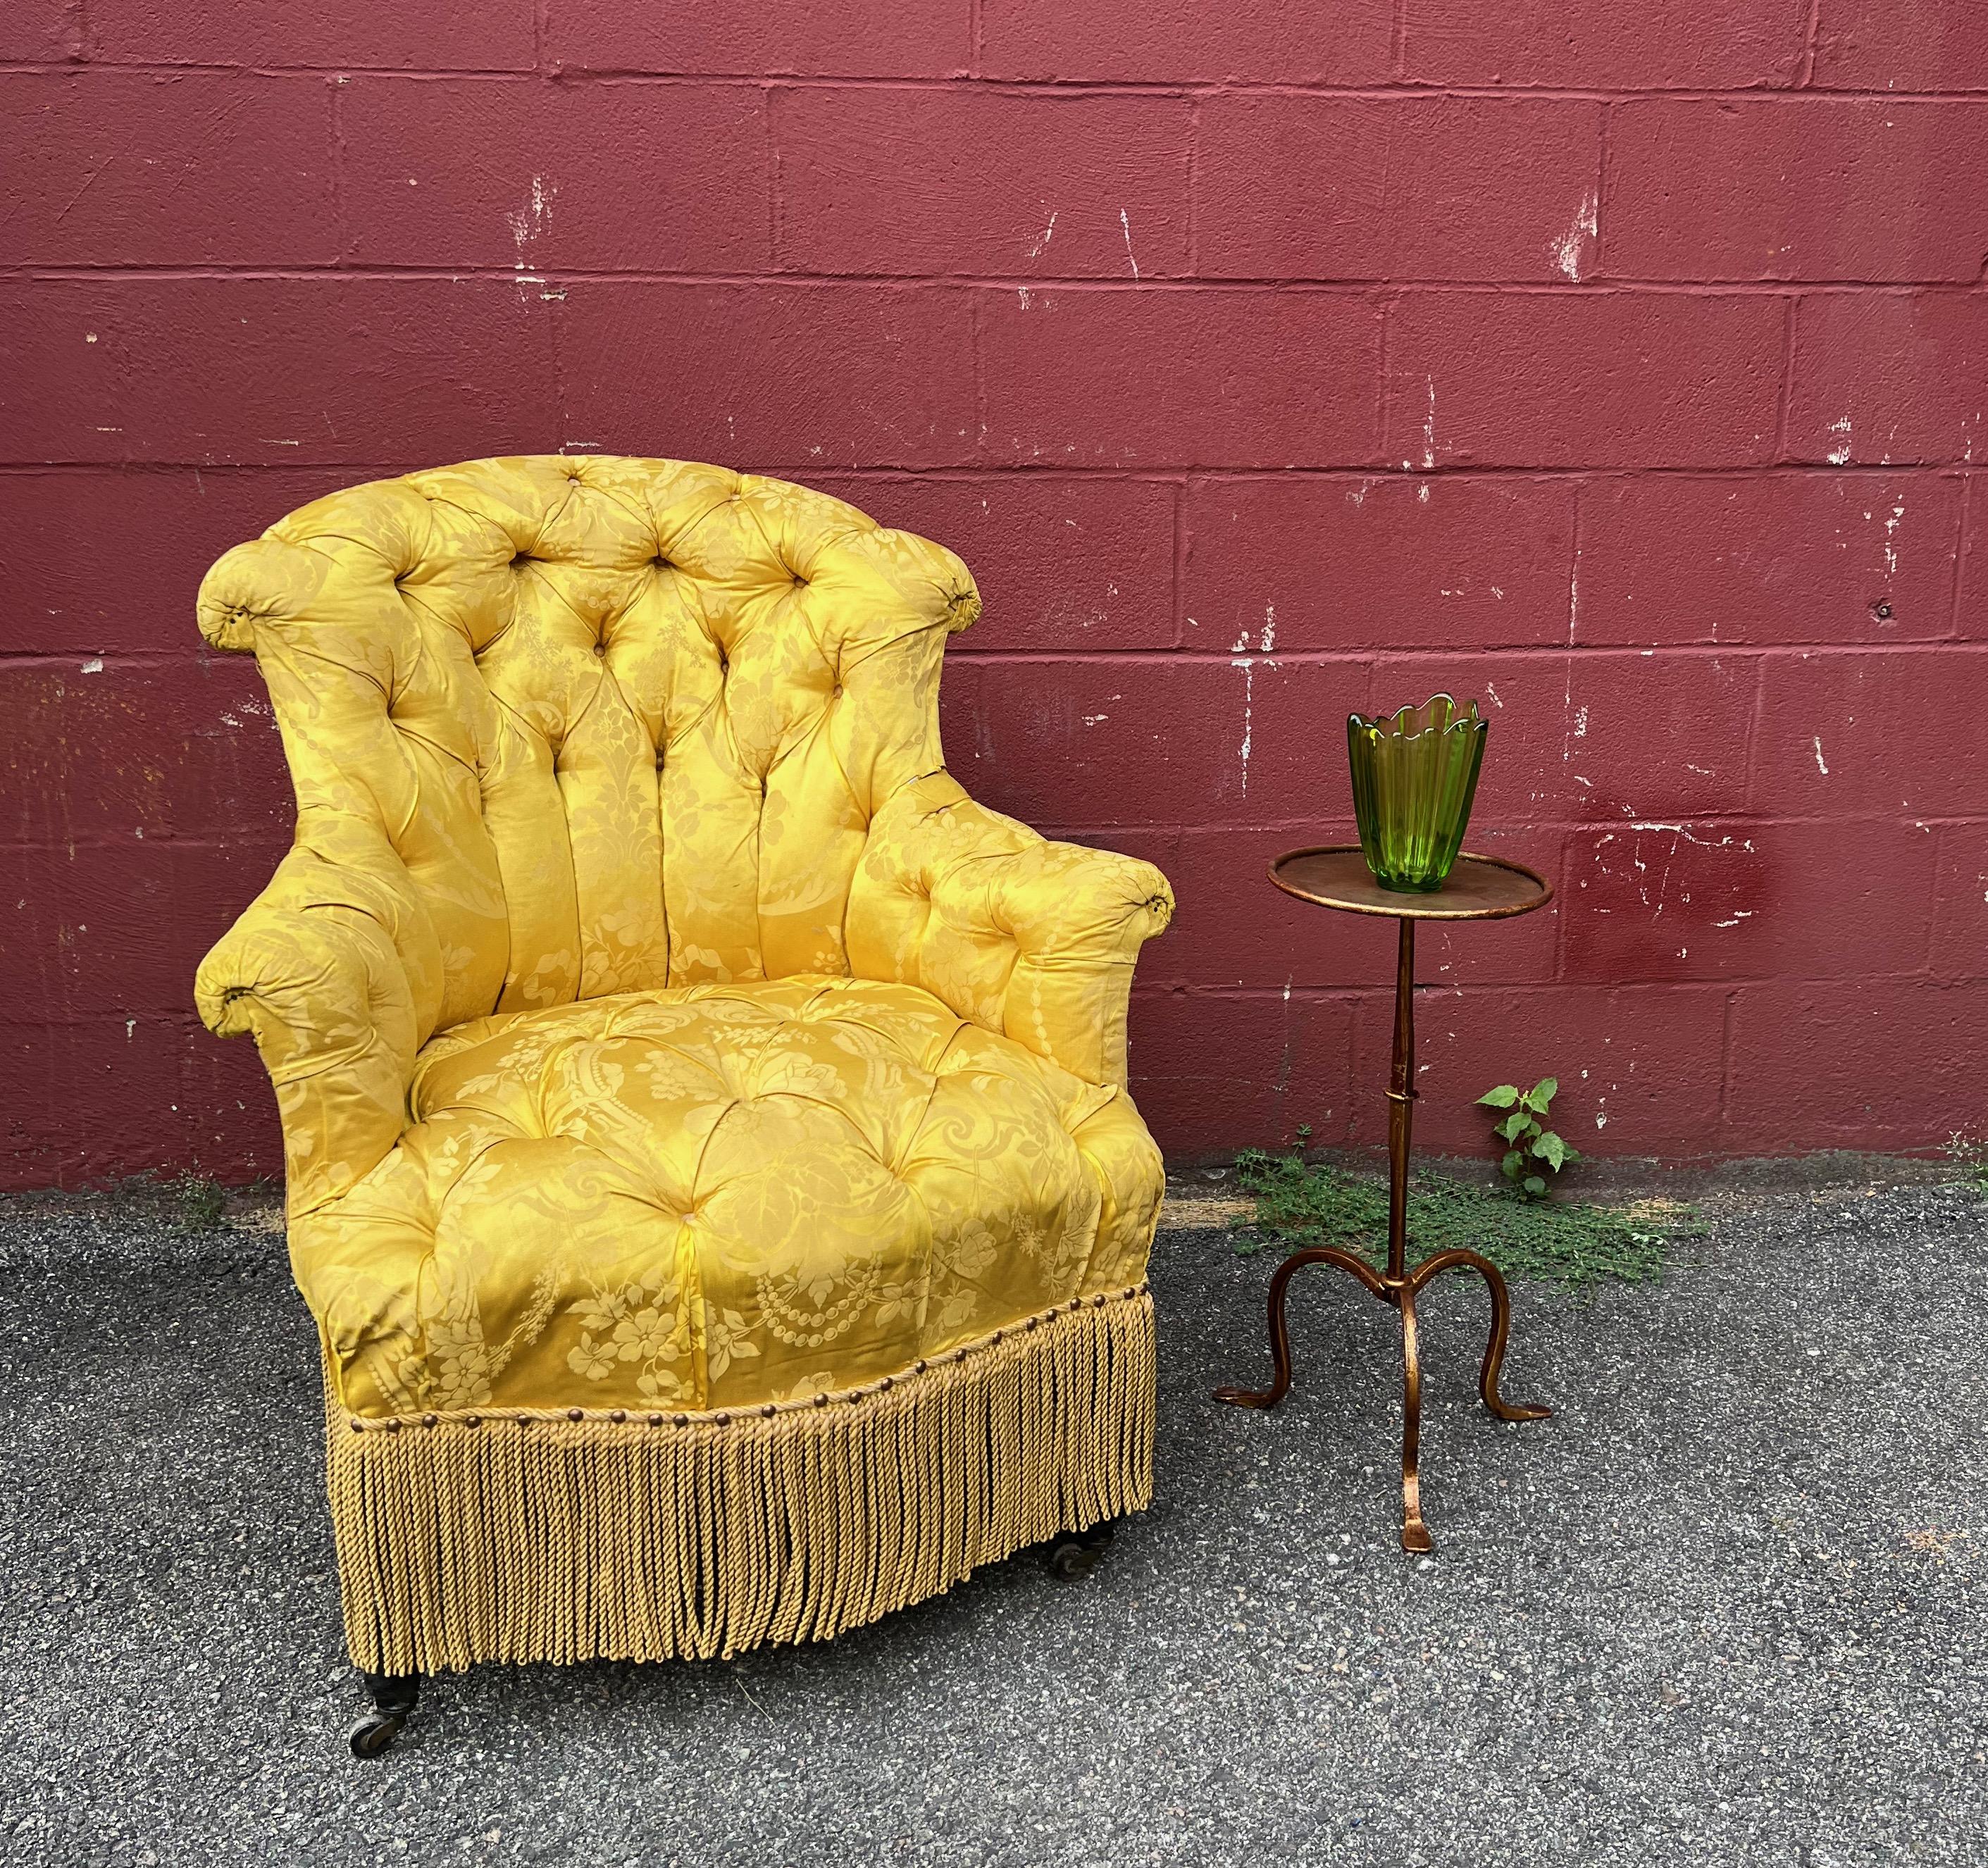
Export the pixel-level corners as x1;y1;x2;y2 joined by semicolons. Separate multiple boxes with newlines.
1346;693;1489;892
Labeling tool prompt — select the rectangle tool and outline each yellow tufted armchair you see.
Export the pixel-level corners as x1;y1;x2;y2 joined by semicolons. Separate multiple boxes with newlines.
193;456;1173;1750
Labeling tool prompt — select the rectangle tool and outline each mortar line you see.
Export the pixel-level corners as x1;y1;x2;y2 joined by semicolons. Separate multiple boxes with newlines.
12;63;1988;101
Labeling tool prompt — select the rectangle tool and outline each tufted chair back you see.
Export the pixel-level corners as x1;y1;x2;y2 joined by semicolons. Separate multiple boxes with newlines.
197;457;981;1047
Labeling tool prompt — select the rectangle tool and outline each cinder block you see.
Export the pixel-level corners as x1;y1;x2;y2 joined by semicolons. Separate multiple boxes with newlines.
1;1;78;59
939;654;1266;828
1563;816;1937;983
1750;647;1988;816
1787;293;1988;466
549;0;969;76
1930;823;1988;982
1401;0;1806;88
1608;100;1988;285
776;87;1189;279
1181;473;1574;654
1385;292;1785;469
980;0;1393;83
802;473;1179;652
85;0;535;68
0;468;364;654
0;72;335;266
1;656;290;844
6;838;290;1015
1956;475;1988;641
1812;0;1988;92
1576;471;1963;646
1367;648;1759;826
557;282;976;468
1128;985;1362;1158
342;78;771;271
1198;96;1602;285
1350;980;1733;1157
0;278;563;465
979;287;1385;469
1725;980;1988;1150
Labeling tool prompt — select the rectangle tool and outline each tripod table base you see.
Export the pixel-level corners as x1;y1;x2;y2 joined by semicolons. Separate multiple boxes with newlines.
1214;1243;1550;1554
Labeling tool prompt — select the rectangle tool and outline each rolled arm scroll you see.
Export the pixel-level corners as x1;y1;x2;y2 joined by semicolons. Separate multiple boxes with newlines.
846;771;1174;1087
194;835;438;1215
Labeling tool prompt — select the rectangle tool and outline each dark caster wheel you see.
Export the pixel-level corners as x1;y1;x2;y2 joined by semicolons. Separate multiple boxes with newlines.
347;1671;421;1758
1044;1520;1117;1581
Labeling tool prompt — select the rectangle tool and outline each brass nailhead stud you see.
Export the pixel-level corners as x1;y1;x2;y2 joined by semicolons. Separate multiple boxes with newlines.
1026;1317;1038;1332
349;1420;363;1434
568;1407;583;1422
422;1413;437;1428
673;1414;688;1428
715;1412;731;1426
611;1409;626;1424
814;1393;828;1408
913;1359;927;1374
466;1414;482;1429
762;1404;776;1418
386;1419;402;1433
879;1376;893;1391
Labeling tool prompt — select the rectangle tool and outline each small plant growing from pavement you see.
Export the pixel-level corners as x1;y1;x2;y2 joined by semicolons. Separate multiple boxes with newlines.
1479;1077;1577;1200
171;1171;227;1233
1947;1133;1988;1198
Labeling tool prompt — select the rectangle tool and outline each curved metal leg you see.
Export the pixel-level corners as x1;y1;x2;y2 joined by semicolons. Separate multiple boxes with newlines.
1398;1282;1431;1552
1214;1245;1392;1409
1409;1248;1551;1423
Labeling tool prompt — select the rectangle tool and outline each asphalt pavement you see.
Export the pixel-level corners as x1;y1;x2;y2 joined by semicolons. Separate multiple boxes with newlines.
1;1177;1982;1867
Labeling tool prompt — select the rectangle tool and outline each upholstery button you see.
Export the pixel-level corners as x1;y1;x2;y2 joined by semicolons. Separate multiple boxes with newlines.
654;752;666;773
831;684;843;700
593;642;607;657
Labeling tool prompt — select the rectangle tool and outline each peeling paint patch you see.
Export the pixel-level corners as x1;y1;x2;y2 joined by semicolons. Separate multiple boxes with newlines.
1813;735;1829;776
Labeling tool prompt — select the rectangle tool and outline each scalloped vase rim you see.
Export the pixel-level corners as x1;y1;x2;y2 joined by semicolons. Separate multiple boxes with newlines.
1348;692;1487;743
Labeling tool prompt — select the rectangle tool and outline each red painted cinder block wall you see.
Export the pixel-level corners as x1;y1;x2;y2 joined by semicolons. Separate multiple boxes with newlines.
5;1;1987;1188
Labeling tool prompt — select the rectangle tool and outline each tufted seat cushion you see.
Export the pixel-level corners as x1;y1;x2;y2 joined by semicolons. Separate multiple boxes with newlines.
304;975;1160;1418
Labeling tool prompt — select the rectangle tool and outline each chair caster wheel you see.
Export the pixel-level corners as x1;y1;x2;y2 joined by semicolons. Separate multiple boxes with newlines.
348;1670;420;1759
1044;1520;1115;1581
347;1709;406;1759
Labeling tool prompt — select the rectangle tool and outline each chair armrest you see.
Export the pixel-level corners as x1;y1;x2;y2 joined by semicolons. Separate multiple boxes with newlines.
194;845;425;1215
847;771;1173;1086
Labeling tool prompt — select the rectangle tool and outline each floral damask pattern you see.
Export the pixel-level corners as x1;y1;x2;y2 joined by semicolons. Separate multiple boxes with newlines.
194;458;1173;1423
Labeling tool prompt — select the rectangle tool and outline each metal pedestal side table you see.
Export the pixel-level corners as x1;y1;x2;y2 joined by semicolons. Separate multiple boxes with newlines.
1214;845;1555;1554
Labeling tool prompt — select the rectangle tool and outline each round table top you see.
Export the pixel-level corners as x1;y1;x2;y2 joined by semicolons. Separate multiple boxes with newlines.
1269;845;1553;921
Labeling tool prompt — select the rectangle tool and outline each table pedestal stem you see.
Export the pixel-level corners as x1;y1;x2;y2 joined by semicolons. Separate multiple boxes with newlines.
1214;914;1551;1553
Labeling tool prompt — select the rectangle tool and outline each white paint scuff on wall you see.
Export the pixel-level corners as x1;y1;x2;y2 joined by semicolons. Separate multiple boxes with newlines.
1552;189;1598;282
1119;208;1140;279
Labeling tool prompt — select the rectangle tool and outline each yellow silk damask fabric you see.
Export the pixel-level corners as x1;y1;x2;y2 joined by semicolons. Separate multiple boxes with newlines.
192;458;1173;1421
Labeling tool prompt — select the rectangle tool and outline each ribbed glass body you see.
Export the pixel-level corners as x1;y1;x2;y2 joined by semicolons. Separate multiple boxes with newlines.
1346;694;1489;892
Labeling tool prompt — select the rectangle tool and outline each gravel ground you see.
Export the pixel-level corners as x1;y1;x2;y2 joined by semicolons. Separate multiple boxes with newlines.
1;1179;1984;1867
